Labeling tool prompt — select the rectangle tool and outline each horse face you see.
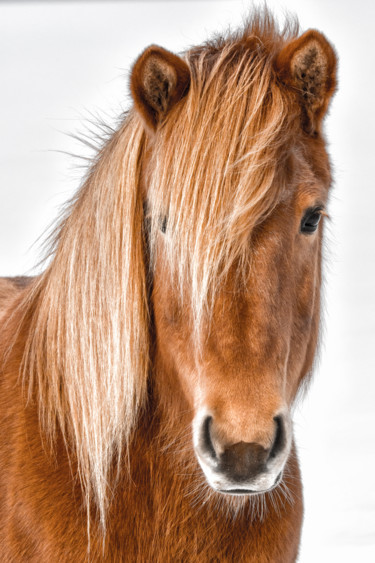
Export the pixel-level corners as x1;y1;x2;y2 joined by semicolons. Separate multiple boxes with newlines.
152;160;328;494
131;31;335;496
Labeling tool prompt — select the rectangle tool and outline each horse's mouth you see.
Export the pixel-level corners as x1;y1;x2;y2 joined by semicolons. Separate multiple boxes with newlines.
218;488;257;496
217;472;283;496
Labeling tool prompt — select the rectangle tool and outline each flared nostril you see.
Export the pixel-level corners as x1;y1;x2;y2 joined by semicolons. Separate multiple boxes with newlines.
268;415;286;461
199;416;217;462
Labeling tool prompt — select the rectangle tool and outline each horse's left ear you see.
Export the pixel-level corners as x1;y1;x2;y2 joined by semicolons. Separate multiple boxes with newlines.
130;45;191;132
275;30;337;135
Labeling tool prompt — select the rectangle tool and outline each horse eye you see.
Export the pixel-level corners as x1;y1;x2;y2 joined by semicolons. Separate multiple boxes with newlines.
160;216;167;233
300;207;323;234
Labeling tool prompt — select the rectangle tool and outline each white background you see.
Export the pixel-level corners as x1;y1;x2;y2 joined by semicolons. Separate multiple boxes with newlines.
1;1;374;561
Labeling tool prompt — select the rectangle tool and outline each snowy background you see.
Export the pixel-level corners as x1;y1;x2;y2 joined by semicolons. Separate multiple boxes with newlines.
1;1;374;561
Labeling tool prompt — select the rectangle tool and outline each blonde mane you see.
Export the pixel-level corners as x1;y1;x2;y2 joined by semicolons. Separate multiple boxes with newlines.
18;14;300;530
149;15;299;329
20;116;149;528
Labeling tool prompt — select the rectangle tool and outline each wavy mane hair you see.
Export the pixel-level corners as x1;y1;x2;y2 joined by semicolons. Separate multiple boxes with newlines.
15;14;308;531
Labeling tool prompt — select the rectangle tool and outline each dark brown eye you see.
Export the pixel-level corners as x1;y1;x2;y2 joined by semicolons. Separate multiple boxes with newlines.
300;207;323;234
159;215;168;233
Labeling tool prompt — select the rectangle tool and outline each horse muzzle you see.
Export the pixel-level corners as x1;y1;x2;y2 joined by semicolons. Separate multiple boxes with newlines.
193;411;292;495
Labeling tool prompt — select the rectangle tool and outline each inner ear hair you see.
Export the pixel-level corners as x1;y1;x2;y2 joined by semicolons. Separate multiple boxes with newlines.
143;56;177;114
275;30;337;135
131;46;191;131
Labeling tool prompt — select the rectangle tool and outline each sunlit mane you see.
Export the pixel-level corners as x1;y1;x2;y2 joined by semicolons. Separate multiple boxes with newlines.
20;116;149;530
148;14;299;330
18;13;301;531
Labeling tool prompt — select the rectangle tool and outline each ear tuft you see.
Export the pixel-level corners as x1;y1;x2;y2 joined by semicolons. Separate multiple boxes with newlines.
131;45;191;131
275;30;337;135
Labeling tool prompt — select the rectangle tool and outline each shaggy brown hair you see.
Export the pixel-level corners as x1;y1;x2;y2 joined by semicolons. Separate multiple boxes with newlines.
2;12;336;549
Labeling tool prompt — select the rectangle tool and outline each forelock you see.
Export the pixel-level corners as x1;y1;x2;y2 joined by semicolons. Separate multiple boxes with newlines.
147;14;299;335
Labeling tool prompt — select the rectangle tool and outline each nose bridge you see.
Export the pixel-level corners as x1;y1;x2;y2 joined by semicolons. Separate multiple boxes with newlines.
199;274;291;448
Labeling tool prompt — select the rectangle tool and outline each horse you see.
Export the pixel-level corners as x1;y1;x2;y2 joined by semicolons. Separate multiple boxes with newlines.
0;12;337;562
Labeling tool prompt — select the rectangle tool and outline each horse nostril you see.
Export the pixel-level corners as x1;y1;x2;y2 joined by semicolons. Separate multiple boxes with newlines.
196;414;289;481
269;415;286;461
200;416;217;462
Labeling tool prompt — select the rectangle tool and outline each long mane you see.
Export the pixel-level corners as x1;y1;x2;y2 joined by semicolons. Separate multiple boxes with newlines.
20;115;150;528
17;12;299;530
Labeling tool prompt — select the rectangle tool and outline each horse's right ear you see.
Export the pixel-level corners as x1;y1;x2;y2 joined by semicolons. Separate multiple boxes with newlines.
130;45;191;132
275;30;337;135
